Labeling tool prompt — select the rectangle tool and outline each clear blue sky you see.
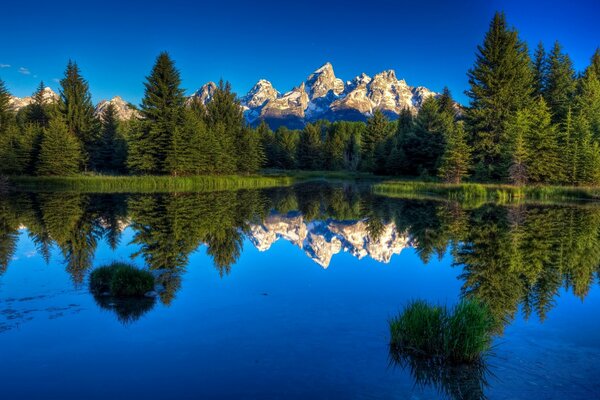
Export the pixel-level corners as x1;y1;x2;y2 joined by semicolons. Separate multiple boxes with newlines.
1;0;598;105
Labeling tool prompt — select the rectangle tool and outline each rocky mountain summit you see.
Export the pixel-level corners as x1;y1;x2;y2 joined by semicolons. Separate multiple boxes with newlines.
248;212;410;268
95;96;139;120
8;87;59;110
193;62;438;128
10;87;139;121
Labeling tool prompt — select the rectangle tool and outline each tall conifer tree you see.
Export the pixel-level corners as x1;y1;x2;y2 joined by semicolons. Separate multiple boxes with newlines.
132;52;185;174
361;110;390;171
533;42;547;97
438;122;472;184
37;118;82;176
59;60;97;169
544;42;577;123
466;12;534;180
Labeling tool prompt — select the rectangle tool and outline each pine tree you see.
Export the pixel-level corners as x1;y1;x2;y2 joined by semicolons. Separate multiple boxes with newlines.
0;78;12;134
587;48;600;79
561;109;578;182
27;81;51;127
127;119;155;174
533;42;547;97
236;127;265;173
523;97;561;183
297;123;323;170
466;12;534;180
387;108;413;174
505;109;531;185
361;110;390;171
544;41;577;123
438;121;472;183
575;68;600;139
274;127;298;169
37;118;82;176
344;130;361;171
573;113;600;185
166;108;204;175
132;52;185;174
0;124;22;174
97;103;125;172
257;120;276;167
403;97;451;176
204;80;242;173
59;60;98;169
437;87;456;117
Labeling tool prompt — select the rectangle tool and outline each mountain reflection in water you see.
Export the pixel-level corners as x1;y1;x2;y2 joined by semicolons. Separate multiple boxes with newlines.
2;183;599;329
1;183;600;399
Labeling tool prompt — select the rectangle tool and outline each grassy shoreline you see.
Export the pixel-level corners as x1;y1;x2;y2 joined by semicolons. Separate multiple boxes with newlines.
8;175;296;193
373;180;600;202
7;174;600;202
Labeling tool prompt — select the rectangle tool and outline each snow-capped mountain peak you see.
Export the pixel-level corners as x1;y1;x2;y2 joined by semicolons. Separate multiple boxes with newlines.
241;79;280;109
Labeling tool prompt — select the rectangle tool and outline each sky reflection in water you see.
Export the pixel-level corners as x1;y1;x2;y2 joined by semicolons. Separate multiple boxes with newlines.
0;184;599;399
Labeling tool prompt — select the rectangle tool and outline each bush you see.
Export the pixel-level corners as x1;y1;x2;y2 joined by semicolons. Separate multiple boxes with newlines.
89;262;154;297
390;299;494;364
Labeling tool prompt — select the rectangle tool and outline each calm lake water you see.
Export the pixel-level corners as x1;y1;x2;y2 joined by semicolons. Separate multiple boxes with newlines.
1;183;599;399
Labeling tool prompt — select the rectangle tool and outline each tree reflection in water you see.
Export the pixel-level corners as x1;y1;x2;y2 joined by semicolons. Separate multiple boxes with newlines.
1;183;599;329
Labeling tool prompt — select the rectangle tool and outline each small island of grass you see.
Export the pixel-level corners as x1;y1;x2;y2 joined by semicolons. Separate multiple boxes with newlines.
90;262;155;297
389;299;494;364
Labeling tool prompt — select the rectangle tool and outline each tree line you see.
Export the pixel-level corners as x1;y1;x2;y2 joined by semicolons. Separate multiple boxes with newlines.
1;12;599;184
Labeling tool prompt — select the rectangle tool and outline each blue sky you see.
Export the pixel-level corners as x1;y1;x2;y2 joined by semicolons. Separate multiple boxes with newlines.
1;0;598;104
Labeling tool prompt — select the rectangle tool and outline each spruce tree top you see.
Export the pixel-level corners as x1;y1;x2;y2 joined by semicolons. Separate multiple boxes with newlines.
141;52;185;122
466;12;533;113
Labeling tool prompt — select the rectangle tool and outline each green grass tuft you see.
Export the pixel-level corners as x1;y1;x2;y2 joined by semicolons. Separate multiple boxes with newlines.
390;299;494;364
90;262;154;297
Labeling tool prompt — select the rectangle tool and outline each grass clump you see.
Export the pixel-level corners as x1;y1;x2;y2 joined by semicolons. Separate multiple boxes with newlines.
390;299;494;364
90;262;154;297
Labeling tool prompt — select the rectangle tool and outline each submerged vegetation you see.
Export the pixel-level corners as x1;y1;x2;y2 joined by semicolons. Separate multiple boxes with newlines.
90;262;154;297
389;300;495;364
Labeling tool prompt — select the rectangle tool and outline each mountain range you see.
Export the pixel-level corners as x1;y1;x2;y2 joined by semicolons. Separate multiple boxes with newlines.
248;212;409;268
8;63;438;129
190;62;437;128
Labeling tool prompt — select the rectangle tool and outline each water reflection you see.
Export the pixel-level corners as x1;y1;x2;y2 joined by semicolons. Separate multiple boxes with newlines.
389;349;490;400
1;184;600;328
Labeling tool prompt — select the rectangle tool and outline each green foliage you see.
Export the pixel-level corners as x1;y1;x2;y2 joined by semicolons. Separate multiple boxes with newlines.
438;122;472;183
27;81;51;127
130;52;185;174
37;118;82;176
361;110;392;171
204;80;242;173
236;126;265;173
97;103;126;172
59;60;99;168
389;299;494;364
403;97;452;177
544;42;577;123
297;123;324;169
466;12;534;180
533;42;547;97
0;78;13;133
89;262;154;297
524;97;562;183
